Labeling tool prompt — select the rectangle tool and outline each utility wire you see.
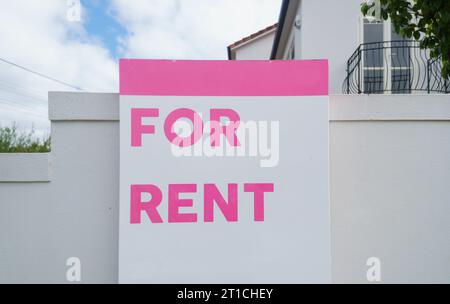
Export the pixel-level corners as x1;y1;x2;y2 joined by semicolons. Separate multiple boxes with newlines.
0;96;47;113
0;57;84;91
0;87;47;103
0;100;47;119
0;80;48;100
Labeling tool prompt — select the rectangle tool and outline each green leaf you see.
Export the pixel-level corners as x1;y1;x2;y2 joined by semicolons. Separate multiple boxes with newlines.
360;0;450;80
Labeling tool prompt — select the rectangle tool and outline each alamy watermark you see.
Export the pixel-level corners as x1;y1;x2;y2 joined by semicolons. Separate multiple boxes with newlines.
66;0;81;22
366;257;382;282
364;0;383;22
168;114;280;168
66;256;81;282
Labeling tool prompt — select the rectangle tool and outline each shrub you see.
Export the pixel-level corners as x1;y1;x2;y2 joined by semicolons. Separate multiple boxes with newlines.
0;124;50;153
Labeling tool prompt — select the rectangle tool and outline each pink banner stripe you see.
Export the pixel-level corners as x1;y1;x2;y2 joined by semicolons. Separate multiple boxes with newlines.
120;59;328;96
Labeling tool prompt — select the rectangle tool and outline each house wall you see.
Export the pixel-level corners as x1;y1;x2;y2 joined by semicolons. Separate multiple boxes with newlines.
0;92;449;284
239;0;364;93
233;31;276;60
297;0;362;94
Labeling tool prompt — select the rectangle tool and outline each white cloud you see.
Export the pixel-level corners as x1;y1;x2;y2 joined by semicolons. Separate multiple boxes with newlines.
0;0;281;136
111;0;281;59
0;0;118;134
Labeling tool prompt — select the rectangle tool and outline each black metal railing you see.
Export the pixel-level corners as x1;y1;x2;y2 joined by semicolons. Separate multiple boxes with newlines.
343;40;449;94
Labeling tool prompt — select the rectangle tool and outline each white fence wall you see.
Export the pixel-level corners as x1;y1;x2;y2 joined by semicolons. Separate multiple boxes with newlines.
0;92;449;283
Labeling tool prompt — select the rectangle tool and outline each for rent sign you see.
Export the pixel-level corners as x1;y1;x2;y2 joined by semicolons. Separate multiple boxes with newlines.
119;59;330;283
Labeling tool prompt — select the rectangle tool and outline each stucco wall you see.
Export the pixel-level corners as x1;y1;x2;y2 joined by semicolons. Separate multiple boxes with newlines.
0;92;449;283
233;31;276;60
298;0;362;94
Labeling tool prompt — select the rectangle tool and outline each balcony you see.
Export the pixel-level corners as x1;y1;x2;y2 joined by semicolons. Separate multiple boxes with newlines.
343;40;449;94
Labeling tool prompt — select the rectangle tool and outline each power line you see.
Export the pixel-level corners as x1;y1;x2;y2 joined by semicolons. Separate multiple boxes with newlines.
0;100;48;119
0;57;84;91
0;87;47;103
0;97;47;113
0;79;48;100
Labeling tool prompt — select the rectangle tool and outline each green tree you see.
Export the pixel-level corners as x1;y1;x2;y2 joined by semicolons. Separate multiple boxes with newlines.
0;124;50;153
361;0;450;78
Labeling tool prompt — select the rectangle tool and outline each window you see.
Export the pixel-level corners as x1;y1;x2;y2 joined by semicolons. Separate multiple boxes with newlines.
361;18;412;94
391;26;411;94
363;19;384;93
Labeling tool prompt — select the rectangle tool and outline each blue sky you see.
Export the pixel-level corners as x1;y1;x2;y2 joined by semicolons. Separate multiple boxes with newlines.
81;0;127;58
0;0;281;134
79;0;281;60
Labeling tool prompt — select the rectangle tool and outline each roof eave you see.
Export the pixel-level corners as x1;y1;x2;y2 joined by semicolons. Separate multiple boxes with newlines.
270;0;291;60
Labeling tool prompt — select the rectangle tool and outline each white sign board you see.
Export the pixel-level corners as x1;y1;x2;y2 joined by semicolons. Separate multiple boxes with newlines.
119;59;330;283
